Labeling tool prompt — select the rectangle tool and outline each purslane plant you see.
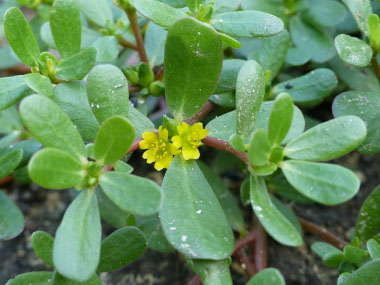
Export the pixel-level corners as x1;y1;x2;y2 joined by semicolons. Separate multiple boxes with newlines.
0;0;378;284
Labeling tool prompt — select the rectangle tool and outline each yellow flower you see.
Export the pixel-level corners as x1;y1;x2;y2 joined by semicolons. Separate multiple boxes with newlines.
139;126;180;170
172;122;208;160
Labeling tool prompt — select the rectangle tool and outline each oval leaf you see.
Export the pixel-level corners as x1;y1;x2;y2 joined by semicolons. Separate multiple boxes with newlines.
186;259;232;285
165;17;223;119
0;190;24;240
0;149;23;178
24;74;53;97
31;231;54;267
247;268;285;285
99;172;162;216
0;75;32;111
342;0;372;36
281;160;360;205
344;258;380;285
160;156;235;259
335;34;372;67
5;272;53;285
53;190;101;282
75;0;113;27
248;130;271;167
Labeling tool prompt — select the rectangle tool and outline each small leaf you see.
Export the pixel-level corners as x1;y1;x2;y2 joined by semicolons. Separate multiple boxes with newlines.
99;172;162;216
134;0;186;28
29;148;85;190
268;93;293;146
246;268;285;285
218;32;242;49
87;64;129;123
285;46;310;66
272;68;337;107
0;75;32;111
250;176;302;246
186;259;232;285
311;242;342;257
335;34;372;67
114;160;133;173
50;0;81;58
55;47;97;81
92;36;119;62
165;17;223;119
0;189;24;240
247;130;271;167
367;239;380;259
5;272;53;285
344;245;369;267
24;74;53;97
160;157;234;259
285;116;366;161
97;227;147;272
342;0;372;36
0;149;23;178
20;95;86;162
31;231;54;267
4;7;40;66
94;116;135;165
53;190;101;282
211;11;284;38
281;160;360;205
236;60;265;140
75;0;113;27
215;59;245;94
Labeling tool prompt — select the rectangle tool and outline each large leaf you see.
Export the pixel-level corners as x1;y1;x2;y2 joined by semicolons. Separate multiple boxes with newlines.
133;0;186;28
342;0;372;36
285;116;366;161
160;157;234;259
250;176;302;246
4;7;40;66
236;60;265;140
355;186;380;243
75;0;113;27
165;17;223;119
0;76;32;110
99;172;162;216
186;259;232;285
97;227;146;272
281;160;360;205
87;64;129;123
272;68;337;107
211;11;284;37
20;95;86;163
53;190;101;282
5;272;53;285
28;148;85;190
344;258;380;285
53;81;99;142
247;268;285;285
94;116;135;165
50;0;81;58
335;34;372;67
31;231;54;267
0;189;24;240
333;91;380;154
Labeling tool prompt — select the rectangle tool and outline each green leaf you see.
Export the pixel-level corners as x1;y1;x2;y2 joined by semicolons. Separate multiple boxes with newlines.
236;60;265;140
29;148;85;190
87;64;129;123
246;268;285;285
133;0;186;28
335;34;372;67
285;46;310;66
4;7;40;66
55;47;97;81
240;0;284;18
218;32;242;49
186;259;232;285
354;186;380;243
367;239;380;259
0;189;24;240
165;17;223;119
311;241;342;257
50;0;81;58
205;0;240;13
160;157;234;259
268;93;293;147
281;160;360;205
20;95;86;162
290;16;335;63
52;272;101;285
75;0;113;27
270;195;302;233
250;175;302;247
97;227;146;272
0;149;23;178
92;36;119;62
145;22;167;66
247;130;271;167
333;91;380;154
342;0;372;36
128;106;155;138
31;231;54;267
272;68;338;107
0;75;32;110
94;116;135;165
5;272;53;285
53;81;99;142
285;116;366;161
211;11;284;38
198;161;245;233
54;190;101;282
344;258;380;285
215;59;245;94
24;74;53;97
0;45;21;70
114;160;133;173
99;172;162;216
344;245;369;267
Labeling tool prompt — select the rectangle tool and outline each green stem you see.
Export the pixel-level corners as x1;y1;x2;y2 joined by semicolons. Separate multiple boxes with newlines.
117;35;138;50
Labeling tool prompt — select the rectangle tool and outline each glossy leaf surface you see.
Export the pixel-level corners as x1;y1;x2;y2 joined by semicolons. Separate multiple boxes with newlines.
335;34;372;67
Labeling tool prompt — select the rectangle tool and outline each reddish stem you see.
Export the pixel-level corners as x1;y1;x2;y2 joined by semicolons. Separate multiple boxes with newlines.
298;217;348;250
253;219;267;272
126;9;149;63
236;249;257;278
188;275;202;285
185;101;215;125
233;230;256;255
0;175;13;187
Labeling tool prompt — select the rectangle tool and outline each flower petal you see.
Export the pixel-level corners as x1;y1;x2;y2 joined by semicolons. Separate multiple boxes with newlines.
171;135;182;148
142;131;157;142
182;146;200;160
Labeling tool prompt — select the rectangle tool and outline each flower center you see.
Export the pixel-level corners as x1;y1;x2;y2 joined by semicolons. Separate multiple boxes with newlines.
187;132;201;148
152;139;170;159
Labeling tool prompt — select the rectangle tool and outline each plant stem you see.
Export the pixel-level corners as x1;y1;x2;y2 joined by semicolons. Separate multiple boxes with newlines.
0;175;13;187
371;55;380;81
236;249;257;278
118;36;138;50
253;218;267;272
126;9;149;63
185;101;215;125
233;230;256;255
298;217;348;250
188;275;202;285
